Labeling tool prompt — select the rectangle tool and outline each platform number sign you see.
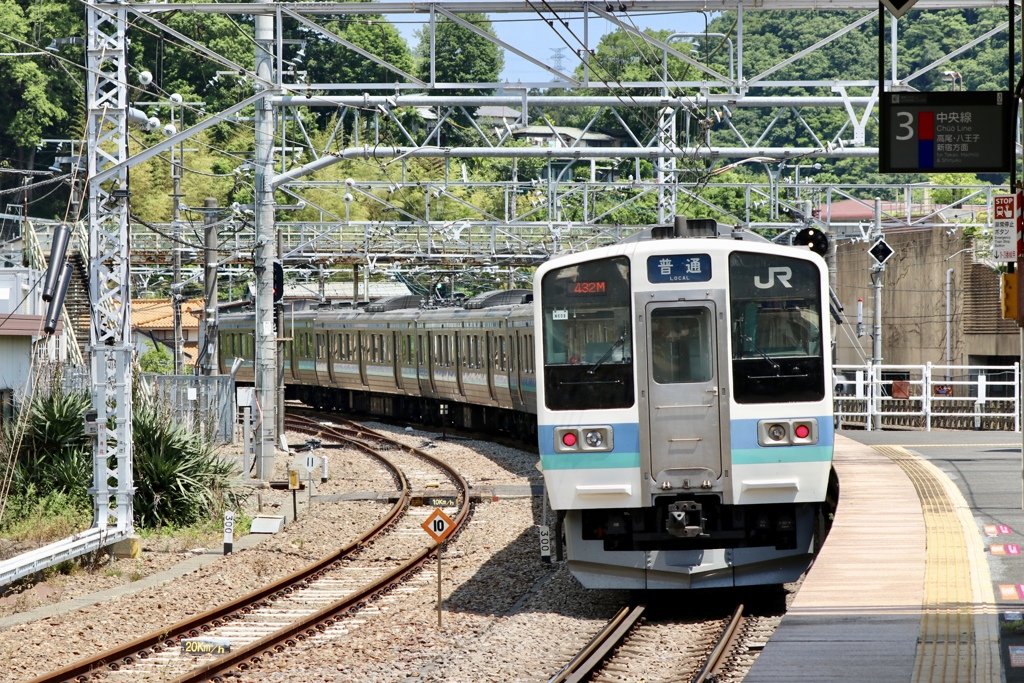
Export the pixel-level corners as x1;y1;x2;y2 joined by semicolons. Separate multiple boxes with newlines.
880;91;1011;174
422;508;455;544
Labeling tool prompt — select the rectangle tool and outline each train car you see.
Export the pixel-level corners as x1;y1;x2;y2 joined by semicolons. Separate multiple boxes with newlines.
218;291;537;436
534;219;834;589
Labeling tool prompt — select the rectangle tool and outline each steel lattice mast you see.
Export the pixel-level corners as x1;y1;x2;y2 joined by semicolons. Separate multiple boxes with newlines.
85;0;135;534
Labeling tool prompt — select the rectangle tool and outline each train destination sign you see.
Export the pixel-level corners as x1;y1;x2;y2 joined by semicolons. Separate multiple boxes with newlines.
880;91;1011;174
647;254;712;283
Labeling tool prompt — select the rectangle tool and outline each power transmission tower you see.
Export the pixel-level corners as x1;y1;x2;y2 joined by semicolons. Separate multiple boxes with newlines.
549;48;566;71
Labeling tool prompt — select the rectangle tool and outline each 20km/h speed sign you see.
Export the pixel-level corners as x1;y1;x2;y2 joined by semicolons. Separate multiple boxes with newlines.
422;508;455;544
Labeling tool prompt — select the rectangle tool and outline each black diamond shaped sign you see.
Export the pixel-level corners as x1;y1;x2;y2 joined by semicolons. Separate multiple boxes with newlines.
881;0;920;19
869;239;895;265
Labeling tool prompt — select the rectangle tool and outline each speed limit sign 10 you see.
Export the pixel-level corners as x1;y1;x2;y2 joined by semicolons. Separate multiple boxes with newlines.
421;508;455;544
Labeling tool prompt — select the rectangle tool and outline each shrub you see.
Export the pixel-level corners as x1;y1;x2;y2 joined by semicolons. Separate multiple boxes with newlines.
8;386;93;501
1;384;239;534
131;397;238;529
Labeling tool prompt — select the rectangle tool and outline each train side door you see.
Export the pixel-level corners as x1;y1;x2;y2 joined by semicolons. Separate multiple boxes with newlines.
644;302;722;482
358;331;368;386
427;331;437;394
390;330;400;388
454;331;465;397
516;331;524;405
485;332;497;401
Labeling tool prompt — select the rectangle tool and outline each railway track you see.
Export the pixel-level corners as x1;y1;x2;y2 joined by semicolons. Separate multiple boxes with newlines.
550;603;748;683
29;414;470;683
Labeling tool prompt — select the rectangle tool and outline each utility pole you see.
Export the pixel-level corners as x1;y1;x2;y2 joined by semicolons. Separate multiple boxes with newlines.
253;0;278;478
171;101;183;374
203;198;218;375
277;229;285;446
871;198;884;430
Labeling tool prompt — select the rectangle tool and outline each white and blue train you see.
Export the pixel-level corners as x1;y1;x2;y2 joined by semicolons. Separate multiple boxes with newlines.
219;217;835;589
535;219;835;589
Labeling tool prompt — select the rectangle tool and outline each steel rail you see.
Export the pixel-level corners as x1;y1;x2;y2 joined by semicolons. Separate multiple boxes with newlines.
167;415;472;682
692;604;746;683
28;413;467;683
548;603;647;683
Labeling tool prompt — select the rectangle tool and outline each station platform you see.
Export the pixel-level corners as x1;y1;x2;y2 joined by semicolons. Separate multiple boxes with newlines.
745;430;1024;683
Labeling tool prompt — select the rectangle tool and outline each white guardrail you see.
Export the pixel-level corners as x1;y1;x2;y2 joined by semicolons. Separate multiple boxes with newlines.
0;525;132;587
834;363;1020;432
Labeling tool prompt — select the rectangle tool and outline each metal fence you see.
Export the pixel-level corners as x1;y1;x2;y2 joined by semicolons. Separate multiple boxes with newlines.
834;362;1020;432
138;373;236;444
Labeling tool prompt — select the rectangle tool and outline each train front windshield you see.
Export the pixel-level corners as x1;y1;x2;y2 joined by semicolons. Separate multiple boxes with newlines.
729;251;825;404
540;256;634;411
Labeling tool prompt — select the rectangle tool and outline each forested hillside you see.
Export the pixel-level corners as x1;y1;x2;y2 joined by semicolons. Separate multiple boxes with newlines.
0;4;1014;223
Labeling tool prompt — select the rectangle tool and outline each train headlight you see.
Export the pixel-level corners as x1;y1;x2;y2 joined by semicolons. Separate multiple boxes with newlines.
553;426;613;453
757;418;818;446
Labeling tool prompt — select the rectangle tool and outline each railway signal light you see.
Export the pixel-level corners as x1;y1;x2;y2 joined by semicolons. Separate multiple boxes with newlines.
793;227;829;257
273;260;283;302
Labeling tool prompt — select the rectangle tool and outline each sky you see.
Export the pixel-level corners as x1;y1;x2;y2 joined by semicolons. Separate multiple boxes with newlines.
388;9;713;86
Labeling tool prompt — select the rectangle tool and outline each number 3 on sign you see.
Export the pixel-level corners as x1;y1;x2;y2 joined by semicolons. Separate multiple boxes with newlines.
422;508;455;544
895;111;914;140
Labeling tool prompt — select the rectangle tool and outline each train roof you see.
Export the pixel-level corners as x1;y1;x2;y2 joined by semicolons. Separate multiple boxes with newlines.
462;289;533;309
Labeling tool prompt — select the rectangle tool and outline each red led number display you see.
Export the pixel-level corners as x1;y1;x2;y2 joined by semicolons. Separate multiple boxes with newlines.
571;281;606;295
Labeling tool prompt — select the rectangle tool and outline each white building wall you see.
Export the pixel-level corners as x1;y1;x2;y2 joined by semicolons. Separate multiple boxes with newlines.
0;337;33;395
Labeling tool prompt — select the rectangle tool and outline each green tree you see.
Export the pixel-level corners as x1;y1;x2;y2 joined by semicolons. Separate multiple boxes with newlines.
307;16;413;87
413;13;503;146
414;13;503;95
0;0;82;218
139;343;175;374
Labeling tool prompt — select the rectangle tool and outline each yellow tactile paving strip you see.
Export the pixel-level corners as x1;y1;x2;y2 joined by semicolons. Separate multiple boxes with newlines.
875;445;1000;683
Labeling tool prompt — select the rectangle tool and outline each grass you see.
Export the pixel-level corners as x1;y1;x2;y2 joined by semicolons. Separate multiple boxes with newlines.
136;511;255;552
0;489;92;548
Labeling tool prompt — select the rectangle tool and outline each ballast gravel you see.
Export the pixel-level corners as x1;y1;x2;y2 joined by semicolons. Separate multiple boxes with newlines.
0;421;631;683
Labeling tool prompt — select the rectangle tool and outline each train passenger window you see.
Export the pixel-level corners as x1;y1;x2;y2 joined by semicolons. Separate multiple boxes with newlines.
540;255;634;411
650;308;712;384
729;252;825;404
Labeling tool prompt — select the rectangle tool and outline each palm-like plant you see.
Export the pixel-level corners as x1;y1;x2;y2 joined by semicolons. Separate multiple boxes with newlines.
12;387;93;501
3;385;238;532
131;397;237;529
